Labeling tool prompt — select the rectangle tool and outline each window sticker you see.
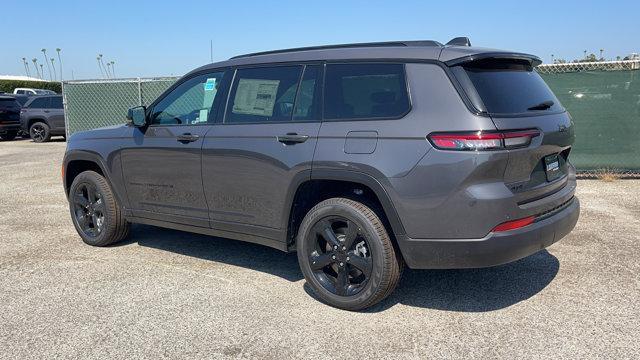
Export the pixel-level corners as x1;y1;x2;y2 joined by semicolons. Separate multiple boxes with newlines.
204;78;217;91
232;78;280;117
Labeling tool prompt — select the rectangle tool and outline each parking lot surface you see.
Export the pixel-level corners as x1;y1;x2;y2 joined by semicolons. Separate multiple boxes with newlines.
1;140;639;359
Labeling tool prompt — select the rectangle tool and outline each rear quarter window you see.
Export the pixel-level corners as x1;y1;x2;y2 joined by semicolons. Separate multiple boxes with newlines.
324;63;410;120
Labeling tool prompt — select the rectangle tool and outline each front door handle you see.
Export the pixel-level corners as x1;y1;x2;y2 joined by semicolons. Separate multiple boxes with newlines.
277;133;309;144
177;133;200;143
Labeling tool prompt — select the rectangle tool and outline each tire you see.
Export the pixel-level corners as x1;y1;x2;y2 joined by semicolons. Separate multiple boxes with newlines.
297;198;403;311
0;130;18;141
69;170;129;246
29;122;51;143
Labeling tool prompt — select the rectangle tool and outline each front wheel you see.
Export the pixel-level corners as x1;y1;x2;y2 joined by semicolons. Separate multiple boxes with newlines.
69;170;129;246
297;198;403;311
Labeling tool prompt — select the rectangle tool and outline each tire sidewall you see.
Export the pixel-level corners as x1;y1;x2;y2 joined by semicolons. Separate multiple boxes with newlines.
297;200;388;310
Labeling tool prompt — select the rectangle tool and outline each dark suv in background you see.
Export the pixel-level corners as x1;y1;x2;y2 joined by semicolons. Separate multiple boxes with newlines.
0;96;23;141
63;38;580;310
20;95;66;142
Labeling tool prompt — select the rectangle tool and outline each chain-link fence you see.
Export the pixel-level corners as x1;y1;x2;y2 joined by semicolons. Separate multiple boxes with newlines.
63;77;178;135
538;60;640;177
63;61;640;176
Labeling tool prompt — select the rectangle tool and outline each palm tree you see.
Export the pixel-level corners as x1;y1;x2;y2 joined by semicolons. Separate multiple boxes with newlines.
32;58;40;78
41;48;52;81
56;48;63;81
39;64;45;80
97;55;105;78
50;58;57;81
110;61;116;78
583;50;587;61
599;49;604;61
98;54;108;78
106;62;112;78
551;54;555;63
22;57;31;77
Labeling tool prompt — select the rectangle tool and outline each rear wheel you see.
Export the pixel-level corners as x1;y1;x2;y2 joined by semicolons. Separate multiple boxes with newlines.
69;171;129;246
30;122;50;143
0;131;18;141
297;198;403;311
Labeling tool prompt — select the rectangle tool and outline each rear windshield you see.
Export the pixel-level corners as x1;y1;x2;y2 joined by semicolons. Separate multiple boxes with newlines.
0;98;19;107
453;59;563;115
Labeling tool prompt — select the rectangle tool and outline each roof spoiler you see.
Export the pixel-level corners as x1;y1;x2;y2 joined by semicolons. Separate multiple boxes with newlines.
445;52;543;67
446;37;471;47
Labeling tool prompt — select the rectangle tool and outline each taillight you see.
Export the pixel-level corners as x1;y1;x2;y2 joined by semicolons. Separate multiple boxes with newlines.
492;216;536;232
427;130;540;151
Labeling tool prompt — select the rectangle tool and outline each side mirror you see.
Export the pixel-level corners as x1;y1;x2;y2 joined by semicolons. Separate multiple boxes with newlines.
127;106;147;127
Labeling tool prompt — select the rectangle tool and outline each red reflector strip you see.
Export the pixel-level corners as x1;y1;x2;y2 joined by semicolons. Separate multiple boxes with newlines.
492;216;536;232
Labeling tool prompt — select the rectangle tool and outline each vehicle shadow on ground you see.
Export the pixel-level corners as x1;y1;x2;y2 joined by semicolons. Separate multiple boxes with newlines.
364;250;560;313
128;224;559;312
128;224;303;282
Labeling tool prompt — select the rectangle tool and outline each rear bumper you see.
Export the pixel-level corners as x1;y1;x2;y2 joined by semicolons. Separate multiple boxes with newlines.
0;123;21;133
397;197;580;269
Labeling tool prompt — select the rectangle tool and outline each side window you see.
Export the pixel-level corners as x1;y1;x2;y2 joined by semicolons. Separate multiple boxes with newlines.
16;90;25;94
28;97;49;109
324;63;410;120
293;65;322;121
50;97;63;109
150;71;226;125
226;66;302;123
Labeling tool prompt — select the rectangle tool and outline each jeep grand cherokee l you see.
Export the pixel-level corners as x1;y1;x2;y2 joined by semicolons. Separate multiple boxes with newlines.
63;38;579;310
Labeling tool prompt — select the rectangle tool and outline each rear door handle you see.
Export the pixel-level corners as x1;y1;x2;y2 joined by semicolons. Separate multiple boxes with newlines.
277;133;309;144
176;133;200;143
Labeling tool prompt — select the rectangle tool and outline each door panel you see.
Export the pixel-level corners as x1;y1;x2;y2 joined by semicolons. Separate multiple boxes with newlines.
120;125;212;226
202;122;320;233
119;70;229;227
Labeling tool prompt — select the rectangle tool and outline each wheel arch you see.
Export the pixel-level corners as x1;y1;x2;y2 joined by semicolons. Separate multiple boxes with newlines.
284;169;406;250
63;151;124;207
27;117;49;129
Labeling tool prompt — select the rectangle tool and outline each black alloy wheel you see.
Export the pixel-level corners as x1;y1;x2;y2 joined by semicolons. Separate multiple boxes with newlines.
72;182;106;238
308;216;373;296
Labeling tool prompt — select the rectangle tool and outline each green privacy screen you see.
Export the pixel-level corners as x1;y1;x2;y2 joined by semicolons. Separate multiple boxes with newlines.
540;65;640;172
63;61;640;173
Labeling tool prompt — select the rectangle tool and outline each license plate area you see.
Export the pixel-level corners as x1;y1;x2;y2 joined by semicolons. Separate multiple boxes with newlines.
544;154;561;182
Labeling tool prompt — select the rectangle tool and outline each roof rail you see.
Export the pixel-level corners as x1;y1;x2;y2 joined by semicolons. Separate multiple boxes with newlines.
230;40;444;59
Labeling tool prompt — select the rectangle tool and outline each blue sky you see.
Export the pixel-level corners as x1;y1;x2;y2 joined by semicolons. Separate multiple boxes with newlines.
3;0;639;79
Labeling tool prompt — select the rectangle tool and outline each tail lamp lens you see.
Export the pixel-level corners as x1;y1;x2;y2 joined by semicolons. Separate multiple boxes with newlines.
428;130;540;151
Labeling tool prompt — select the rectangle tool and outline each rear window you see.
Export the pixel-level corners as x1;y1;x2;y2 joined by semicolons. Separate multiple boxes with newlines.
453;59;563;115
324;63;410;120
51;96;63;109
0;98;19;107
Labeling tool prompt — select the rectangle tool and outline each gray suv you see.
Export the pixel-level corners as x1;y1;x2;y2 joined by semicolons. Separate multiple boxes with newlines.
20;95;66;142
63;38;579;310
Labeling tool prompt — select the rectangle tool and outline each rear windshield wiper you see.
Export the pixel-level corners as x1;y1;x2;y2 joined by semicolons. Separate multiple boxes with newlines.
527;100;554;111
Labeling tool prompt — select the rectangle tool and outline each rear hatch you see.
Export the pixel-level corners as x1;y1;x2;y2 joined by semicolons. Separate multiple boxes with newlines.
449;55;574;205
0;98;21;123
